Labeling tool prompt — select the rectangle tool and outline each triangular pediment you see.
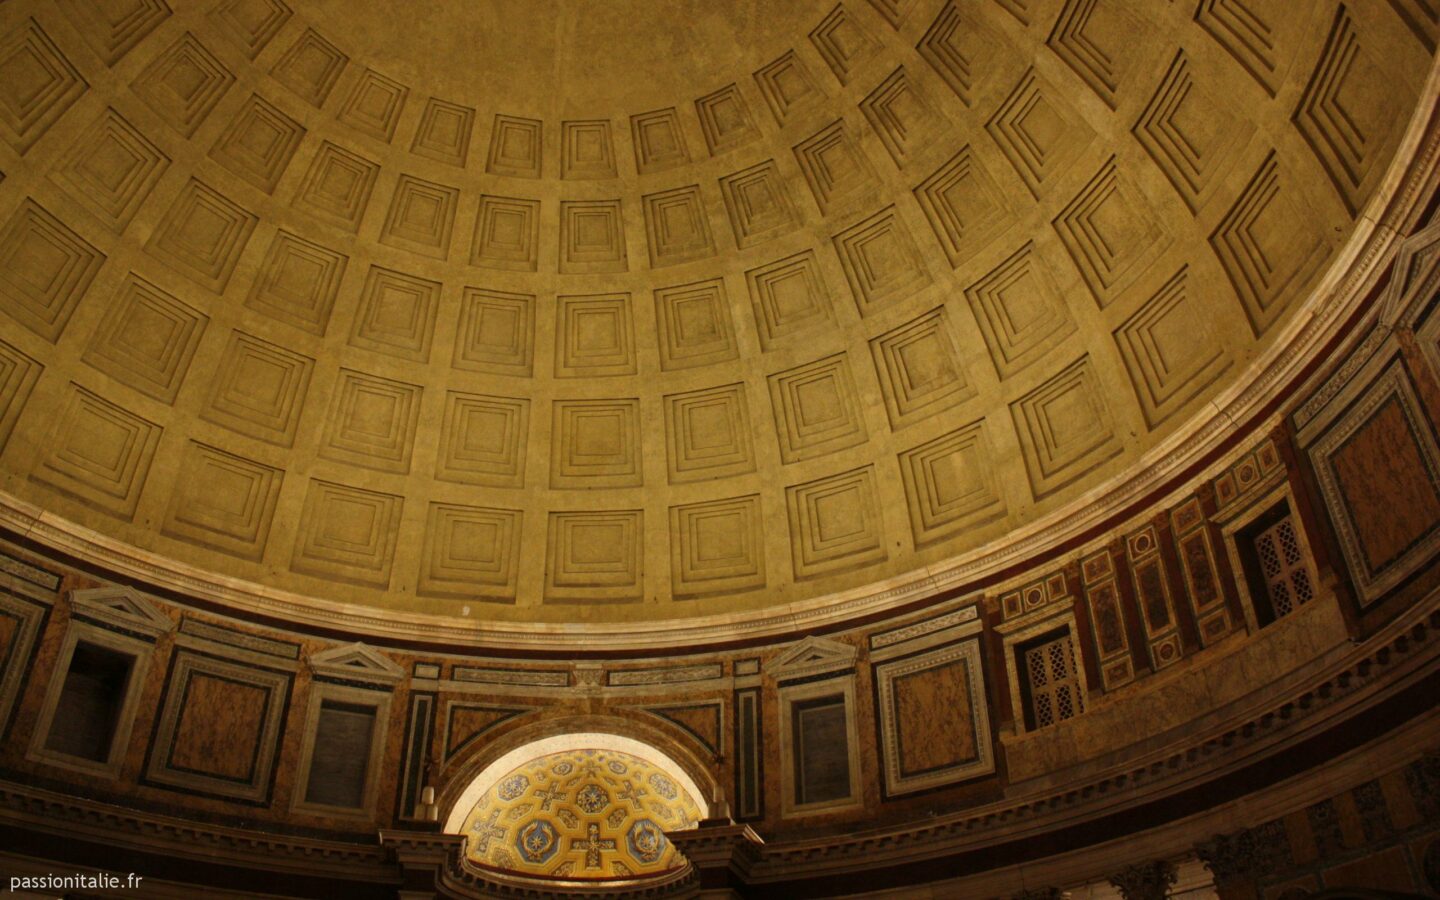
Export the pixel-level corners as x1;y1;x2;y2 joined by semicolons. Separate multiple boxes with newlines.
69;586;172;638
765;635;857;679
1382;215;1440;326
310;642;405;686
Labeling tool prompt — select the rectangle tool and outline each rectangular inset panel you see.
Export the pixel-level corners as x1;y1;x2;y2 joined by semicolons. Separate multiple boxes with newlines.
131;32;234;137
338;67;408;143
60;0;171;65
1046;0;1145;109
210;93;306;194
143;650;290;803
0;20;87;154
860;67;941;169
913;146;1010;268
832;206;932;317
0;339;42;451
380;175;458;259
720;160;799;249
293;141;380;233
560;200;627;273
83;274;207;404
869;307;974;428
630;107;689;174
270;28;347;107
875;638;994;796
470;196;539;272
318;369;423;473
734;688;762;819
561;119;616;179
211;0;291;59
754;51;823;125
304;701;377;809
793;120;877;214
965;242;1076;380
245;230;347;336
347;266;440;363
486;114;542;177
550;398;642;488
1114;267;1230;427
696;84;759;155
746;250;835;350
411;97;474;166
810;4;877;85
985;68;1094;199
643;185;716;267
554;293;636;377
1052;157;1169;308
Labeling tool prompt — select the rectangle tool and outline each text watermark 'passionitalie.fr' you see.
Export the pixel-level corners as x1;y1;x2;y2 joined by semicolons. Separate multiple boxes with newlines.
9;872;143;891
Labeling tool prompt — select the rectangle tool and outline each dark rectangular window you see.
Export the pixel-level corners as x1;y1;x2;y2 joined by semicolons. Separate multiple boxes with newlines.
1015;627;1084;732
1235;501;1315;627
304;700;377;808
45;642;133;762
791;695;850;806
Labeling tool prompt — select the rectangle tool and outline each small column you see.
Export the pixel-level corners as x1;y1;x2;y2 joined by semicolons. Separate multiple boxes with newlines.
667;818;765;900
1194;822;1292;900
1107;859;1178;900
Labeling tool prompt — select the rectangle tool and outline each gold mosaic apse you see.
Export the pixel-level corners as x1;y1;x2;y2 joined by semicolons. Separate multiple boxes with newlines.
457;748;702;880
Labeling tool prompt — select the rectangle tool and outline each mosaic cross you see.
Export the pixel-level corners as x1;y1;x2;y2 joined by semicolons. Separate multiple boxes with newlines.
534;784;567;811
470;809;506;855
570;821;616;869
616;779;648;810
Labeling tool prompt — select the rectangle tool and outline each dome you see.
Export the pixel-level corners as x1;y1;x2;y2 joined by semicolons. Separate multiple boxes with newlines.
1;2;1438;899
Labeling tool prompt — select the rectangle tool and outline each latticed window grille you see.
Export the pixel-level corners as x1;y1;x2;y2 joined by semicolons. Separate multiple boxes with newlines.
1024;632;1085;729
1253;515;1314;619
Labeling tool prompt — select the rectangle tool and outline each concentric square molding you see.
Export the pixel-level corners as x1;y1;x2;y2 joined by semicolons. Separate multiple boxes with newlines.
554;293;636;377
663;383;757;483
162;440;283;561
54;108;169;231
897;419;1005;546
380;175;458;259
411;97;474;166
487;114;542;178
754;50;822;125
290;479;404;587
0;19;87;154
1114;267;1231;428
0;199;106;342
786;465;887;580
551;398;642;488
0;339;42;452
913;146;1010;268
83;274;208;404
293;141;380;233
560;200;627;273
348;266;441;363
746;250;835;350
31;383;162;520
131;32;234;137
986;67;1094;199
436;391;528;488
471;196;540;272
964;242;1076;380
202;330;314;446
1052;157;1170;308
211;0;291;59
653;279;740;370
630;107;689;174
59;0;171;65
793;120;877;214
246;230;348;336
643;185;716;268
338;67;409;143
720;160;799;249
146;178;258;292
696;84;759;156
768;353;868;464
561;119;617;179
418;502;522;601
318;369;423;473
143;650;291;804
810;3;877;85
874;637;994;797
832;206;932;317
270;27;347;107
210;93;306;194
869;307;974;429
860;67;941;169
453;288;534;376
1010;355;1122;498
670;494;765;598
545;510;644;603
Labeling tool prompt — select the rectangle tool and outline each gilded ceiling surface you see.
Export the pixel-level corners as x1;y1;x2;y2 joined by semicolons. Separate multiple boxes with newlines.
457;748;702;879
0;0;1431;628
